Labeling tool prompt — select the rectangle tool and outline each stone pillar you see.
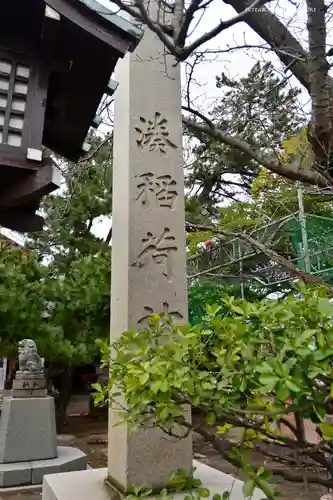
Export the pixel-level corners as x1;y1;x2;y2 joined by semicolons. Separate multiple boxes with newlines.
108;5;192;493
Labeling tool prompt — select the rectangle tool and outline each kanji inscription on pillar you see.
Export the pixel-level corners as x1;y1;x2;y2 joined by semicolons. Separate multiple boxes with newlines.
138;301;183;326
132;228;177;280
135;112;177;154
135;172;178;209
110;0;192;487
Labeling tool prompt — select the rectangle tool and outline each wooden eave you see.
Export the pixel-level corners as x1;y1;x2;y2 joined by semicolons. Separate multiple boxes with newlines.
0;0;143;231
41;0;142;161
45;0;142;52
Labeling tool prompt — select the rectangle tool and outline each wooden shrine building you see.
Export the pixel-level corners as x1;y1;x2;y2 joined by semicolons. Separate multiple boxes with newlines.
0;0;141;232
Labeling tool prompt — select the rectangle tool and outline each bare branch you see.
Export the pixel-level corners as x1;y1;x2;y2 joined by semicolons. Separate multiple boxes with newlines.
109;0;180;56
180;0;268;59
105;225;112;245
200;44;305;61
224;0;312;91
175;0;202;46
173;0;185;39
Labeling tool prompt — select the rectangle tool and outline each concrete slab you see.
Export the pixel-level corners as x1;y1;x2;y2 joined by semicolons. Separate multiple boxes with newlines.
0;466;92;493
43;468;108;500
0;483;42;494
0;446;87;487
31;446;87;484
42;461;267;500
0;461;31;487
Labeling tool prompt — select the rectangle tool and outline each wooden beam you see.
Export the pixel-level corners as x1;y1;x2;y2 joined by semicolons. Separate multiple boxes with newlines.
0;165;61;208
45;0;129;54
41;4;61;54
0;210;44;232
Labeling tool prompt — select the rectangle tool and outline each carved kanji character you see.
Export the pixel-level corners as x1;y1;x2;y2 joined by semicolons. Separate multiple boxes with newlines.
135;112;177;154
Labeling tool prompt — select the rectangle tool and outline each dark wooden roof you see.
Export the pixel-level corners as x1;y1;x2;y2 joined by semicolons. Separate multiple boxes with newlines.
0;0;142;232
0;0;141;161
43;0;142;161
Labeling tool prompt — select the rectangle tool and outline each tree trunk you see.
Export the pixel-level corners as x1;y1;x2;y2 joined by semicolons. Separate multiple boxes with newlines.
53;366;73;432
306;0;332;168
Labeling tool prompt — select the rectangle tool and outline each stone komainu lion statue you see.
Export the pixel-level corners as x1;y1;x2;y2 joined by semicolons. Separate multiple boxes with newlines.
18;339;44;374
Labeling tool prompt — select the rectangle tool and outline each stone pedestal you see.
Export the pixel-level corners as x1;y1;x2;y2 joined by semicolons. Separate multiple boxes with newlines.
0;340;88;487
12;373;47;398
0;396;57;462
0;391;88;486
0;446;87;488
42;461;267;500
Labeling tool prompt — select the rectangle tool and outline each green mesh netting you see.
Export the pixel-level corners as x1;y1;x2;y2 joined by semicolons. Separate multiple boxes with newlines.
187;213;333;296
287;215;333;284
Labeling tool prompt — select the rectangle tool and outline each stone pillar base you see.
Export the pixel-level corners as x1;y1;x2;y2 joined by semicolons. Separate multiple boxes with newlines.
42;461;266;500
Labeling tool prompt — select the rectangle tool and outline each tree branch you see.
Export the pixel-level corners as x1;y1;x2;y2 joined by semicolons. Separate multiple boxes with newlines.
181;418;333;489
109;0;180;56
179;0;268;59
175;0;202;47
182;107;329;187
105;225;112;245
186;221;333;296
223;0;312;91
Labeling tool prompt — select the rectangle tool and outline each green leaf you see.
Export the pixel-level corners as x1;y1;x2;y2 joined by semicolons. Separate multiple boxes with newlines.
222;493;230;500
217;424;232;434
276;384;290;402
197;488;210;498
256;363;274;374
230;304;244;315
260;470;273;481
308;367;322;379
139;373;149;385
317;298;333;317
159;407;169;420
257;466;265;476
243;479;255;498
296;329;317;346
314;347;333;361
206;413;217;425
320;422;333;440
151;380;169;393
259;374;279;390
285;380;301;392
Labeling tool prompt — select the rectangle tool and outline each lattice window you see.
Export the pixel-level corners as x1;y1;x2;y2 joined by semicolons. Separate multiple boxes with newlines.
0;59;30;148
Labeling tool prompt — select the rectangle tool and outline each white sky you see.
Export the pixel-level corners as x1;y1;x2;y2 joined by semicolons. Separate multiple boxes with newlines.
97;0;312;102
90;0;314;241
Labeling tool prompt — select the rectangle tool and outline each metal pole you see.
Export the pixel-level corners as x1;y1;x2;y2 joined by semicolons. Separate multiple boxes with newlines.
238;241;245;299
296;182;311;273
